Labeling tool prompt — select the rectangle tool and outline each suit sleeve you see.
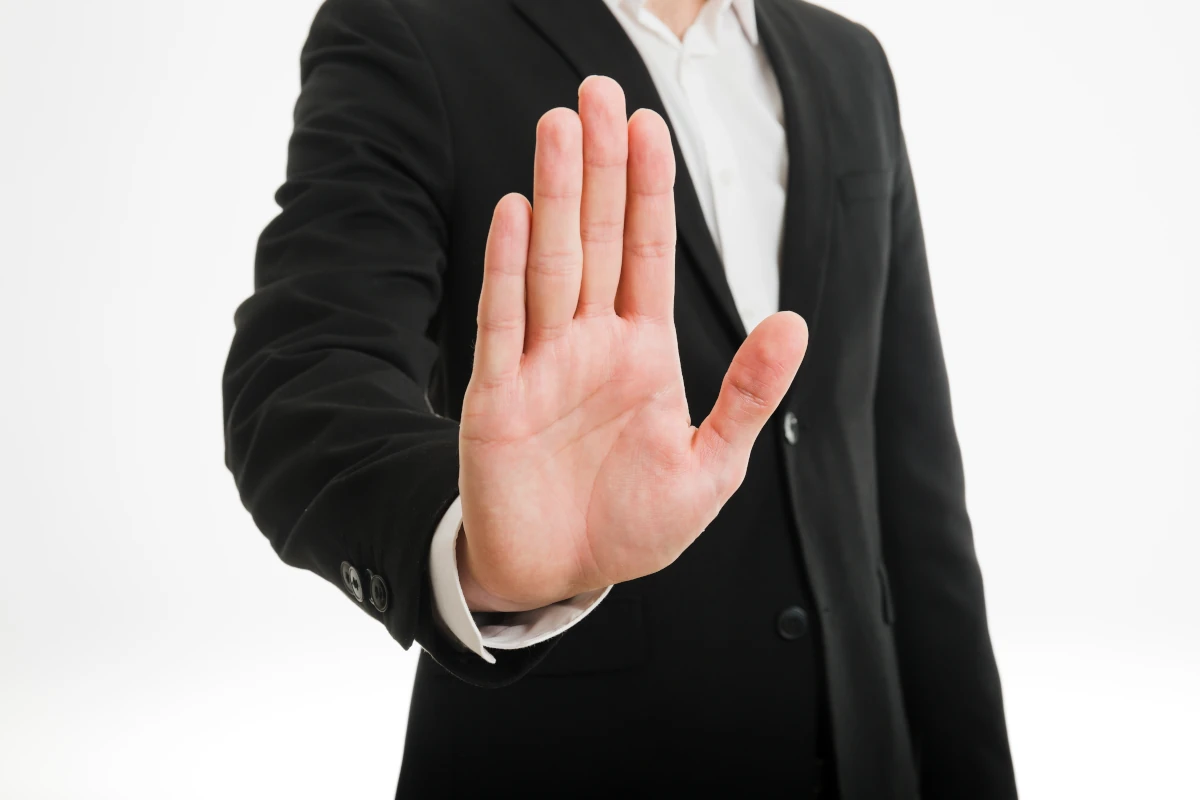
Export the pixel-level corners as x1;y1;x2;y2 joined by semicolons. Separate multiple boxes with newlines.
222;0;554;687
870;42;1020;799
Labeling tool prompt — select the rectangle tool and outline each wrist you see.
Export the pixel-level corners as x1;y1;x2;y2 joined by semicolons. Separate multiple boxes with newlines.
455;526;537;613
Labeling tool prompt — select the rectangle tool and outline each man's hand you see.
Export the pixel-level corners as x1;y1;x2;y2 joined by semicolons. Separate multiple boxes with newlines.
458;76;808;612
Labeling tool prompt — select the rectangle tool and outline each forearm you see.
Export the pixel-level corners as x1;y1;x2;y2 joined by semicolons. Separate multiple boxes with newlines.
222;0;555;684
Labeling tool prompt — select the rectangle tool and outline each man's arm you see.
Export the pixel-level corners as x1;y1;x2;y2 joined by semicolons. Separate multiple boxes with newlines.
222;0;555;685
871;42;1019;799
227;0;809;687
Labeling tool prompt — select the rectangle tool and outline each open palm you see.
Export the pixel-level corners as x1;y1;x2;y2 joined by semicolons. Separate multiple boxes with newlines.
458;76;808;612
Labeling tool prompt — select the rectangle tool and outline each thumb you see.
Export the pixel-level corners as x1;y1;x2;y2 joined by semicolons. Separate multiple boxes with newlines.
692;311;809;492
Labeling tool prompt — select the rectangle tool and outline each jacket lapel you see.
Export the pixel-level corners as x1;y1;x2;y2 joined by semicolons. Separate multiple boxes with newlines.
755;0;834;405
511;0;748;344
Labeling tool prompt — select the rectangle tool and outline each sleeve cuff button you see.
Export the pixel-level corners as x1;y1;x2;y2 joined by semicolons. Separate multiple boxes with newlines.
369;573;389;613
341;561;364;603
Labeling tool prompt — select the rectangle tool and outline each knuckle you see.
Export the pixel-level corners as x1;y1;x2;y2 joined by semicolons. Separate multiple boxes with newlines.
529;247;581;276
527;319;572;341
624;238;675;261
729;374;773;412
624;310;674;327
476;315;524;335
583;147;627;169
533;186;582;201
573;299;612;318
580;218;624;245
699;421;734;459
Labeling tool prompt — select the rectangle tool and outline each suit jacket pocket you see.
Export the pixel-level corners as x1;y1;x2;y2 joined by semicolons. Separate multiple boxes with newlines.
530;595;649;676
838;169;894;203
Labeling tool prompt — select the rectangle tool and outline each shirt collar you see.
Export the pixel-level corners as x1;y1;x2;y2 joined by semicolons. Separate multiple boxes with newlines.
615;0;759;45
728;0;759;45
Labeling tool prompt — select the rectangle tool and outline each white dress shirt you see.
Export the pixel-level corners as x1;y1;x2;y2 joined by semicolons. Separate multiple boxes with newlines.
428;0;789;664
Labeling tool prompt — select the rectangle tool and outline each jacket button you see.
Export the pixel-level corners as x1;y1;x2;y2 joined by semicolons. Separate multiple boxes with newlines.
341;561;364;603
777;606;809;640
369;573;389;613
783;411;799;444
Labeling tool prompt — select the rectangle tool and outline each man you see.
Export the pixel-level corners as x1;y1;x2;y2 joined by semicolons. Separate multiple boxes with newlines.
223;0;1017;796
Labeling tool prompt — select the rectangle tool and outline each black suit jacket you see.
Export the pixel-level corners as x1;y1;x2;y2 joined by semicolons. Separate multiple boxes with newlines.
223;0;1017;796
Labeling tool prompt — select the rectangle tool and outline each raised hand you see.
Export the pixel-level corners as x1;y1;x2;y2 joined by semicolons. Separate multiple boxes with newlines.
457;76;809;612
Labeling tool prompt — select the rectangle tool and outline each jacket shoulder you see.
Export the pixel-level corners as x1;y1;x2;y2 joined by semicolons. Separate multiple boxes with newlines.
789;1;888;60
777;0;899;132
786;1;892;79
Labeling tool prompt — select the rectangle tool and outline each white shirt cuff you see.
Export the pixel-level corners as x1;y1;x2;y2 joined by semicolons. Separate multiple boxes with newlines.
428;495;612;664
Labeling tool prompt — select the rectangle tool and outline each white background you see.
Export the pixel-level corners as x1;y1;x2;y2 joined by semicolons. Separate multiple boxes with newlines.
1;0;1197;797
